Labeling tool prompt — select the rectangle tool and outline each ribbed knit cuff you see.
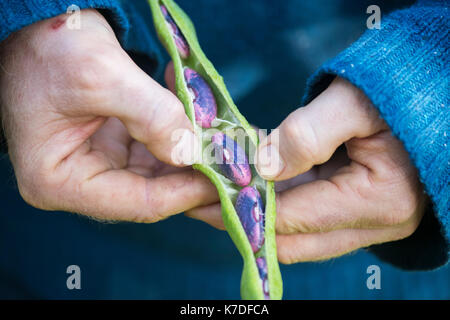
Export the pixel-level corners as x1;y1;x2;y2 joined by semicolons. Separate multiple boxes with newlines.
302;1;449;270
0;0;129;43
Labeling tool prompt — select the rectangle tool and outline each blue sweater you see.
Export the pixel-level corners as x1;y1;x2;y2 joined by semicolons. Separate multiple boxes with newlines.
302;0;449;269
0;0;448;298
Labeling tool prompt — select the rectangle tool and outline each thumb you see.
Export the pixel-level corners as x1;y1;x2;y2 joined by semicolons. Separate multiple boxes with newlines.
255;77;386;180
92;55;197;166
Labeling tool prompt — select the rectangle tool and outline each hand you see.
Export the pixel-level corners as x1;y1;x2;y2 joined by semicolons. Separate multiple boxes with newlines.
187;77;426;263
0;10;217;222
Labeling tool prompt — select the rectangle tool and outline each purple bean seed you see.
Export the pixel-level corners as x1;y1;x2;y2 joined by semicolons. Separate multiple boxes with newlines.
256;257;268;277
184;68;218;128
211;133;252;186
235;186;265;252
160;5;190;59
256;257;270;299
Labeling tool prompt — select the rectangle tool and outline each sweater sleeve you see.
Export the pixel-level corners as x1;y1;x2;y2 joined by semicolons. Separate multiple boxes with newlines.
0;0;130;43
302;0;449;270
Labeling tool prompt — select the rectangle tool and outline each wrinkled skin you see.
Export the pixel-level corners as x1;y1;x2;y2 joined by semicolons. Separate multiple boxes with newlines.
187;77;426;264
0;10;219;222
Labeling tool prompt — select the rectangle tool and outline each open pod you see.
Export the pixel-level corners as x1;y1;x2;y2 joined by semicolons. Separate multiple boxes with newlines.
148;0;283;300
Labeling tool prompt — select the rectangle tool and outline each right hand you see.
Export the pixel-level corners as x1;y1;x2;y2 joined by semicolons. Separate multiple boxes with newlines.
0;9;218;222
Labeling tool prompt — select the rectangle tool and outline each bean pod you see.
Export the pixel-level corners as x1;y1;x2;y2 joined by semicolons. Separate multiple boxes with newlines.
160;4;190;58
150;0;282;300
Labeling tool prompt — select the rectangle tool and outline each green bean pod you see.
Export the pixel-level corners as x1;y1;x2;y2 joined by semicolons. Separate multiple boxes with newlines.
148;0;282;300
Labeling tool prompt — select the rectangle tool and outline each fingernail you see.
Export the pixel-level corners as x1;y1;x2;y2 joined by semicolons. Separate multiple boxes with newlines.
172;129;199;166
255;144;285;179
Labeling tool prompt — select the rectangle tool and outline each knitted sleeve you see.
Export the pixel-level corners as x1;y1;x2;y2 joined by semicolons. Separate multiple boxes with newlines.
0;0;129;43
302;0;449;270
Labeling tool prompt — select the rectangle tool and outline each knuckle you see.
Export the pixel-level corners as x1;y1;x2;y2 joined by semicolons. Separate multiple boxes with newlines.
379;169;423;226
277;191;333;234
390;194;421;225
277;218;299;234
278;255;292;265
282;116;320;163
15;159;71;211
276;194;314;234
141;179;167;223
16;177;41;208
382;176;423;226
277;235;319;264
358;164;423;227
144;206;167;224
143;90;185;140
64;44;122;98
398;223;419;239
389;217;422;242
293;215;320;233
16;170;52;209
277;245;297;265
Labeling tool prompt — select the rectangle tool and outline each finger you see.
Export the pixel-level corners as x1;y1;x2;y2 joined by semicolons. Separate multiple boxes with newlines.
80;50;196;167
127;140;160;177
275;173;383;235
127;140;190;178
189;155;383;233
255;77;387;180
275;132;424;235
274;146;349;192
187;168;406;234
90;117;132;169
274;168;319;192
277;222;420;264
185;203;225;230
89;118;190;178
64;169;219;222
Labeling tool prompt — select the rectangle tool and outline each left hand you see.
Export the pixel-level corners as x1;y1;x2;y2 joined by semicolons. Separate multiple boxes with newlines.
0;11;217;222
186;77;426;263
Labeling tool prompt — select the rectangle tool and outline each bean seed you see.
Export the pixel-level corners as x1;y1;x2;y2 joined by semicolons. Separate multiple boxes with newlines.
211;133;252;186
160;4;190;59
235;186;265;253
184;68;218;128
256;257;270;299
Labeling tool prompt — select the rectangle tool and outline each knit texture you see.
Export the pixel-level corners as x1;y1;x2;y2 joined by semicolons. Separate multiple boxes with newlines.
303;0;449;269
0;0;129;43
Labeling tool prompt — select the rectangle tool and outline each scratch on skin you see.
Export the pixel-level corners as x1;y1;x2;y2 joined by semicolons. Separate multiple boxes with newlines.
50;17;67;30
